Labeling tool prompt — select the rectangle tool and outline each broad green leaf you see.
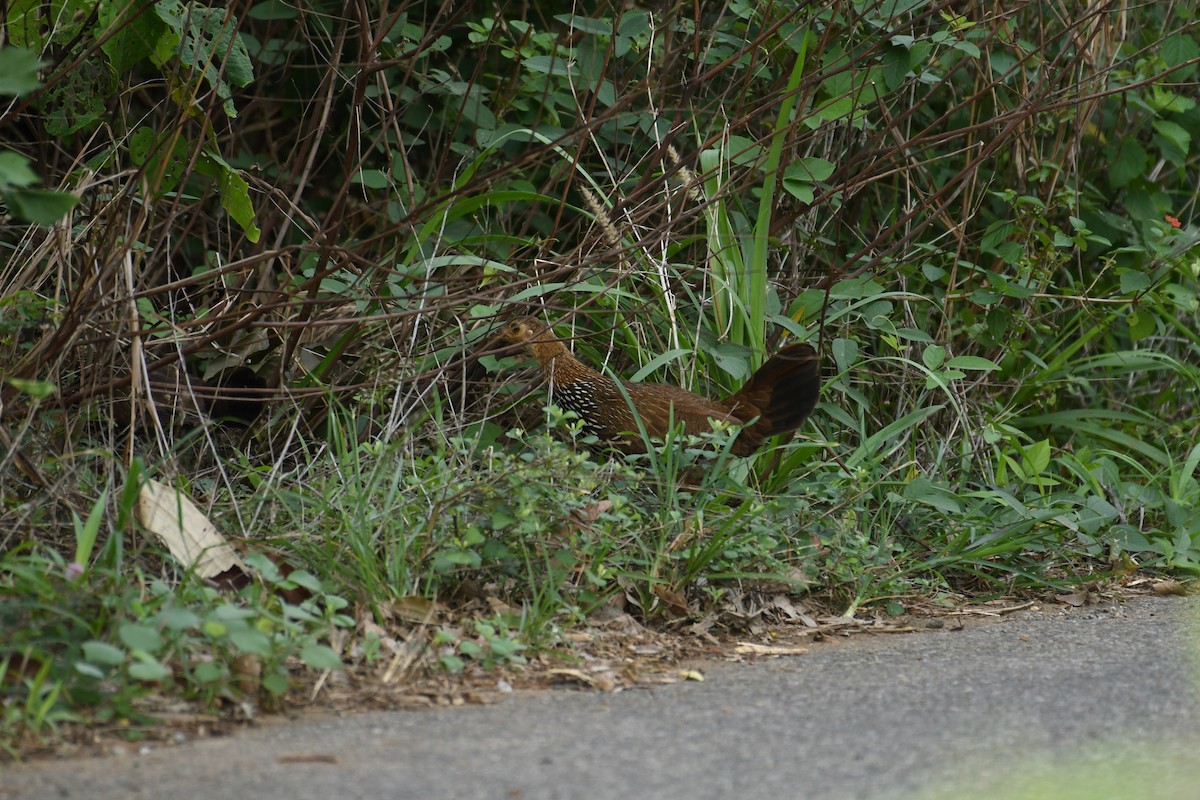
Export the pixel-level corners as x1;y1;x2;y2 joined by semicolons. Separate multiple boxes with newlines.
157;2;254;117
197;150;261;241
119;622;164;653
193;661;224;683
953;40;981;58
353;169;390;189
42;57;113;135
0;46;43;95
1119;269;1151;294
128;657;170;681
922;345;946;369
523;55;574;76
229;629;272;655
5;189;79;225
1127;311;1155;341
300;644;343;670
0;150;38;188
262;672;290;695
981;220;1013;254
832;338;859;372
129;127;190;194
82;640;127;666
945;355;1000;371
786;157;835;182
5;377;57;398
782;181;814;204
1107;139;1148;187
249;0;298;21
1153;120;1191;164
554;14;611;35
1161;34;1199;78
903;477;963;514
1022;439;1052;477
158;606;201;631
98;1;170;74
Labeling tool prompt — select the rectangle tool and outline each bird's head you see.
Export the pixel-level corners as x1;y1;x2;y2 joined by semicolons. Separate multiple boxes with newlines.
497;316;543;347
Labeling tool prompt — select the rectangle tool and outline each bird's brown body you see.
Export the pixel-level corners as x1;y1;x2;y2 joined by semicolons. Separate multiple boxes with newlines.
498;317;820;456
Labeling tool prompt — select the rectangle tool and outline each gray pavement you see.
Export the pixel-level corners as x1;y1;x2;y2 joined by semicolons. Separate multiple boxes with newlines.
4;596;1199;800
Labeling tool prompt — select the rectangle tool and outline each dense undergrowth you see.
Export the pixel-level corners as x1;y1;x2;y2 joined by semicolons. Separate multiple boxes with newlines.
1;0;1198;754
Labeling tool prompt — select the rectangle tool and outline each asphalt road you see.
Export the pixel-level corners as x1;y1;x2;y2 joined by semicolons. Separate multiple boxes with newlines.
5;596;1199;800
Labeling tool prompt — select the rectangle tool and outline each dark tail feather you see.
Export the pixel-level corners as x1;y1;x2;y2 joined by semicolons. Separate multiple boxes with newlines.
730;343;820;437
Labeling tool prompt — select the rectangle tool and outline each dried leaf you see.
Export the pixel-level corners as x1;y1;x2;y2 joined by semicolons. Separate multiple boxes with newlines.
734;642;809;656
391;595;438;624
571;499;611;525
1056;590;1090;607
137;479;245;578
547;668;618;692
652;584;690;617
277;754;340;765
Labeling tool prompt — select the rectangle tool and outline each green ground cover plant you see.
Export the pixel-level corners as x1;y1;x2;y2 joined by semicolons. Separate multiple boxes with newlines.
1;0;1197;755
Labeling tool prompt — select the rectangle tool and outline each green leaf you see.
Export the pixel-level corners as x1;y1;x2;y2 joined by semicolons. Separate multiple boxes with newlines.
554;14;611;35
881;43;913;89
129;127;191;194
980;220;1013;254
262;672;290;695
217;166;260;241
228;629;272;655
832;338;859;372
0;47;44;95
782;158;833;203
6;188;79;225
0;150;39;189
1153;120;1191;165
119;622;164;653
953;40;981;58
945;355;1000;371
353;169;390;189
786;157;835;182
782;181;814;204
158;2;254;117
1119;269;1151;295
193;661;224;683
284;570;324;592
158;606;201;631
1126;310;1155;341
895;328;934;343
42;57;114;135
903;477;962;514
703;341;752;381
249;0;298;21
922;345;946;370
98;1;169;74
82;641;127;666
523;55;574;76
5;377;57;399
300;644;343;670
73;487;109;566
1022;439;1052;477
197;150;261;241
1161;34;1199;79
128;657;170;681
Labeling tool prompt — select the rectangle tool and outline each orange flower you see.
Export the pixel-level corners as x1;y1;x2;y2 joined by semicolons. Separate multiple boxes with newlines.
1165;214;1182;228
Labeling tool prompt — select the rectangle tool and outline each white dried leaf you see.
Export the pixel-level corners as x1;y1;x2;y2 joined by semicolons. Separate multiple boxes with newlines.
137;478;245;578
